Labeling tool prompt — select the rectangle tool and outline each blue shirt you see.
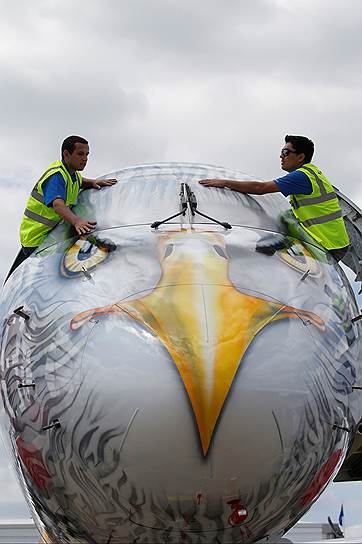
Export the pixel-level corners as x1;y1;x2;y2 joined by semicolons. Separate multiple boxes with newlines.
43;165;79;207
275;170;312;197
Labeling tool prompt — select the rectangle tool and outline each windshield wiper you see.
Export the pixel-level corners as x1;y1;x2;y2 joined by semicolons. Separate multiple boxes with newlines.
185;183;232;229
151;183;188;229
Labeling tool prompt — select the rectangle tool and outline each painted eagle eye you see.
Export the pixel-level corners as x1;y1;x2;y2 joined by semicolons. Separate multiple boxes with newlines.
278;242;320;276
61;236;116;277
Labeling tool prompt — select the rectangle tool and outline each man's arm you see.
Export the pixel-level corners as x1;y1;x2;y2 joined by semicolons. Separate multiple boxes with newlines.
81;177;117;190
199;179;280;195
52;199;97;235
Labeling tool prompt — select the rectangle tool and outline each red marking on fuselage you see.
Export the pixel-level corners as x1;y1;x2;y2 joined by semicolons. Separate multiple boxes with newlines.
299;449;343;507
227;499;248;526
16;437;52;490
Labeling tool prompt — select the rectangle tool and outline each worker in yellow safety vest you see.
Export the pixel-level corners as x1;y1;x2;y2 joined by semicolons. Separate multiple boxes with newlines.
199;135;349;261
5;135;117;281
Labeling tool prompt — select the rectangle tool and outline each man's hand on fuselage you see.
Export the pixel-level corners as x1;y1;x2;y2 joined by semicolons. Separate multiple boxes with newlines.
82;178;117;190
72;217;97;235
199;179;228;188
199;179;280;195
52;198;96;236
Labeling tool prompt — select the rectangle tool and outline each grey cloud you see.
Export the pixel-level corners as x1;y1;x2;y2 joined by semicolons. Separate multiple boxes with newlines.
2;0;362;88
0;62;149;143
0;65;167;178
59;0;362;87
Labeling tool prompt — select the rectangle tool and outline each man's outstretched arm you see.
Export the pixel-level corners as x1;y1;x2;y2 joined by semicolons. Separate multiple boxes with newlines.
52;198;97;235
199;179;280;195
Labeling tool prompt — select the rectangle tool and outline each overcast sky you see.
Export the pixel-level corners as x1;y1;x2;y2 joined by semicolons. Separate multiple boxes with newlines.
0;0;362;538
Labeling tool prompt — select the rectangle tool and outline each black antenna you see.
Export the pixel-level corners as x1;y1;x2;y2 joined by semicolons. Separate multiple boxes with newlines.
151;183;188;228
185;183;232;229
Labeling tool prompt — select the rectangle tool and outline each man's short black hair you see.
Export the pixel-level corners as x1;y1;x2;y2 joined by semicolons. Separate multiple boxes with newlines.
61;135;88;158
285;135;314;164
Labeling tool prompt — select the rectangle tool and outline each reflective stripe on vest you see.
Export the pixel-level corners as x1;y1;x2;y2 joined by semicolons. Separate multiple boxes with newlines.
24;208;59;227
30;188;45;204
290;163;349;250
290;165;334;209
302;166;327;194
20;161;82;247
301;209;343;227
24;163;80;221
36;165;62;188
292;191;338;209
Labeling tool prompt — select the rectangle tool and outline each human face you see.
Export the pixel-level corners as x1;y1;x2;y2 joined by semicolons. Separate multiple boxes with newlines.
280;142;305;172
63;142;89;172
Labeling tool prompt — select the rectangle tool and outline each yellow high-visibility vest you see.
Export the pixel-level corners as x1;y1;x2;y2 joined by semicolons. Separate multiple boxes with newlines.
290;163;349;250
20;161;82;248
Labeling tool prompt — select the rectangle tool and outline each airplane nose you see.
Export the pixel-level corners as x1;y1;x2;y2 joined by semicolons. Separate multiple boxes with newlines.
1;161;358;544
